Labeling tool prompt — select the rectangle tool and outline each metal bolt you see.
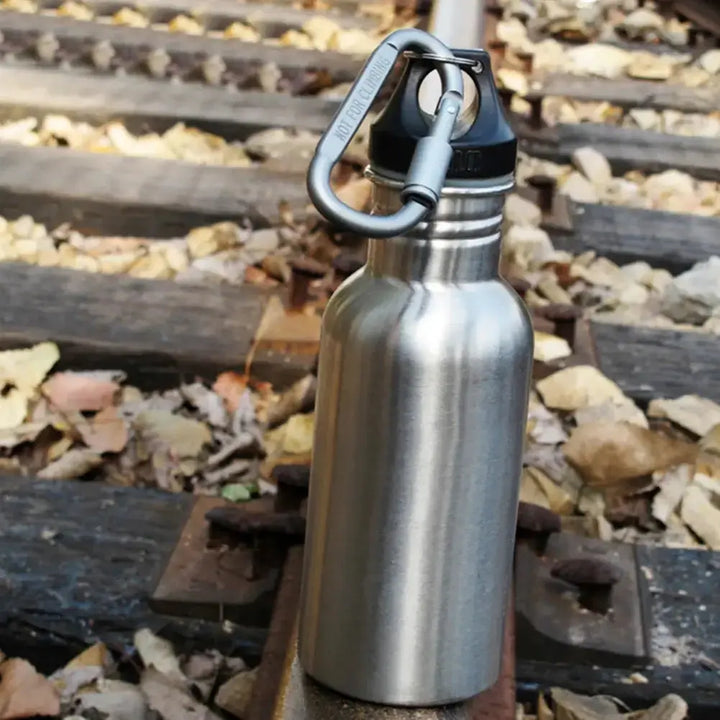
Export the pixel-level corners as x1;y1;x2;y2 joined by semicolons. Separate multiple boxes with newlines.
551;556;622;615
516;501;561;555
202;54;225;85
525;92;544;130
497;86;514;113
289;256;326;310
537;303;581;350
36;32;59;63
489;39;507;64
484;3;504;42
146;48;171;79
526;174;556;215
516;50;534;75
91;40;114;71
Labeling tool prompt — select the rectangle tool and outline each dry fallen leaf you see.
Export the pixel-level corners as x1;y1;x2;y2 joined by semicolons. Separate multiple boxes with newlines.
213;372;248;414
563;422;697;487
0;342;60;430
647;395;720;438
0;658;60;719
264;412;314;456
652;465;693;525
537;366;627;411
80;406;128;453
42;370;121;412
37;448;103;480
134;410;211;458
134;629;185;685
141;668;220;720
680;484;720;550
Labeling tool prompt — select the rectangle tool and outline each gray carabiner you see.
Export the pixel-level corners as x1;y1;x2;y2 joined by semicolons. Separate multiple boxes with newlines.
306;28;464;238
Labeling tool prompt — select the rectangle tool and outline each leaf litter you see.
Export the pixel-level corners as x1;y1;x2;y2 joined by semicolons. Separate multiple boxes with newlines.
0;629;256;720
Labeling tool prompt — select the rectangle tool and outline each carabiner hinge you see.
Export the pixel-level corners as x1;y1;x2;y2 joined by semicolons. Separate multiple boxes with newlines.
306;28;463;239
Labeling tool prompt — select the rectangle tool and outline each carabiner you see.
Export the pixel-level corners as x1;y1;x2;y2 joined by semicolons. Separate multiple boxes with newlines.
306;28;464;239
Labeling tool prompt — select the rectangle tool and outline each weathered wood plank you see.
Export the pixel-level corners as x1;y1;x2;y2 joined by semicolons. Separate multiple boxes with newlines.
518;119;720;181
672;0;720;38
546;199;720;274
0;143;309;236
536;73;720;114
591;318;720;403
0;65;341;138
0;477;267;672
0;11;363;82
35;0;374;34
0;262;260;386
0;262;313;388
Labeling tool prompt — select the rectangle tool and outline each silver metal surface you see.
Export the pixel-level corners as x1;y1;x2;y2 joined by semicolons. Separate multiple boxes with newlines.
427;0;486;49
298;173;533;706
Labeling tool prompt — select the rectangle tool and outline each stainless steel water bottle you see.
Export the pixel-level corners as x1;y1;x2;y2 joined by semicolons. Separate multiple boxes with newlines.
299;31;533;707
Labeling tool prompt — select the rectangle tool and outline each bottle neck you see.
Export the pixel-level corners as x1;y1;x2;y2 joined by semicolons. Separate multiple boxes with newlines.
366;171;513;283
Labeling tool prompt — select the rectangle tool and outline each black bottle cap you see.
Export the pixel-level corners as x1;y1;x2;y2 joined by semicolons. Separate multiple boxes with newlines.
368;49;517;181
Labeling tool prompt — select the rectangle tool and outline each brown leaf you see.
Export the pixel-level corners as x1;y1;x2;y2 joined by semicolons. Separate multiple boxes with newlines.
140;668;220;720
563;422;697;487
80;406;128;453
680;484;720;550
42;371;121;412
335;176;372;212
0;658;60;719
37;448;103;480
552;687;624;720
213;372;248;414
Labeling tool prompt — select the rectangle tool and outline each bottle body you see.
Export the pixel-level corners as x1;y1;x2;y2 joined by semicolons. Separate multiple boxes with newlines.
298;176;533;706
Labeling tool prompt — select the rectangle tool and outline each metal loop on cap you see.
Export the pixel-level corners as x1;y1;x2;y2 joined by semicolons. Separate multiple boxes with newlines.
306;28;464;239
403;50;482;72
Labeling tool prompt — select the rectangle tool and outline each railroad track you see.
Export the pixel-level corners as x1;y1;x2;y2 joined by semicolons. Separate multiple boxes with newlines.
1;0;720;718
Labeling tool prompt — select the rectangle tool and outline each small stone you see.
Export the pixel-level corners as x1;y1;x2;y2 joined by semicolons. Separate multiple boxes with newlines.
629;108;660;131
537;365;626;411
663;18;689;46
698;49;720;75
560;172;600;204
258;62;281;93
566;44;632;79
505;194;541;227
661;257;720;324
496;17;529;48
619;8;664;39
223;21;260;42
243;228;280;264
627;52;674;81
647;268;673;293
215;668;258;719
643;169;696;203
617;283;649;305
533;332;571;363
127;253;172;280
572;147;612;189
620;261;653;286
186;222;243;259
497;68;528;96
162;243;189;274
506;225;555;270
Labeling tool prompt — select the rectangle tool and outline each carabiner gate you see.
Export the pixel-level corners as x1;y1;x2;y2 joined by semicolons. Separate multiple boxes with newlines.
306;29;464;238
